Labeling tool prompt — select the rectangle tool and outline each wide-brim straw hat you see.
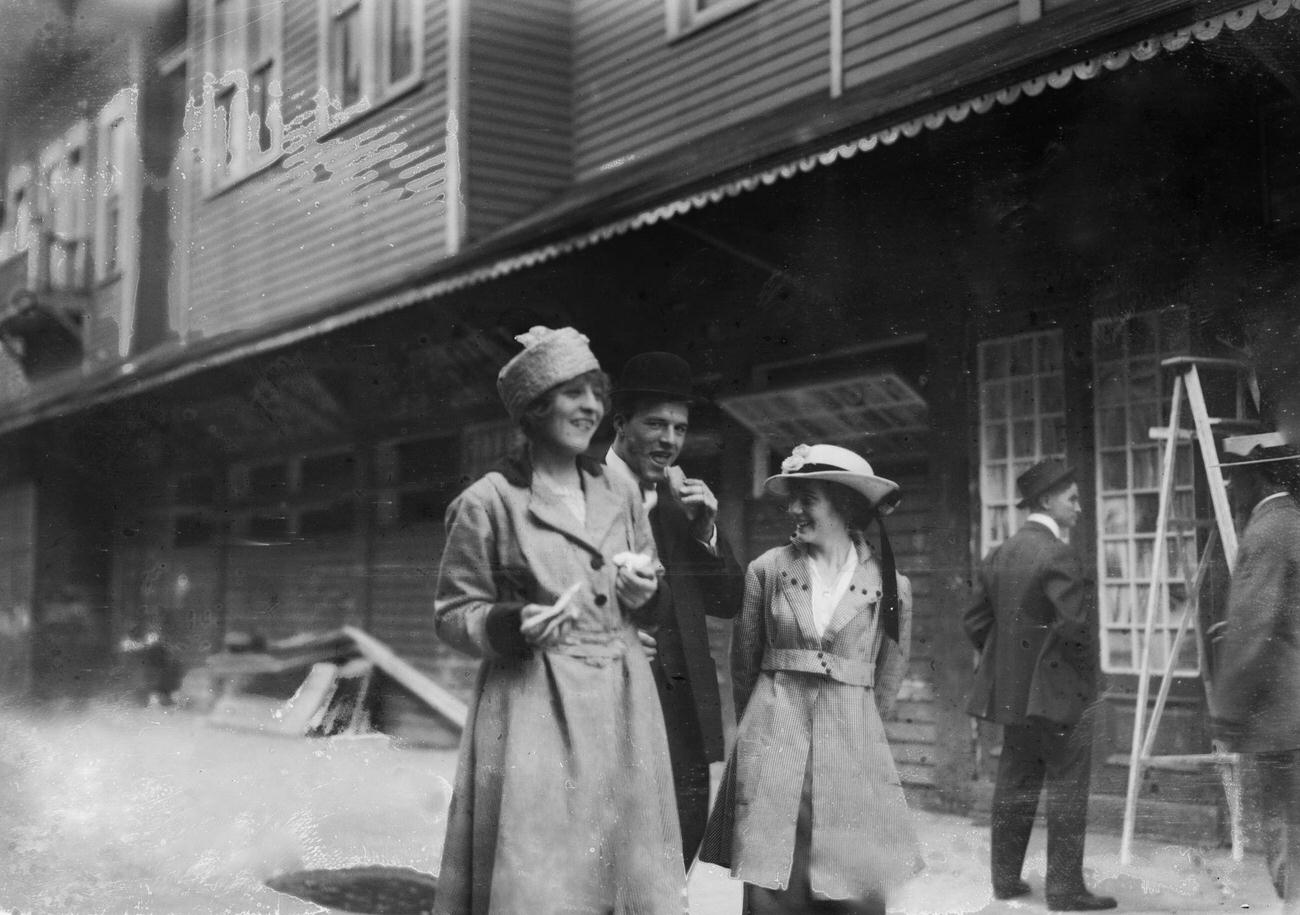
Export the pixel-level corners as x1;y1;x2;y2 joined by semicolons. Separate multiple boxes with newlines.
763;443;900;515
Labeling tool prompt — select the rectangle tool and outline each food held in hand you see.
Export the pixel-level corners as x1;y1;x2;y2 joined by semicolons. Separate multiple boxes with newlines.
612;551;656;576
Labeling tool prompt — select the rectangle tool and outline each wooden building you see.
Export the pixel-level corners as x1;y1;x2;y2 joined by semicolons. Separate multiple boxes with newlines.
1;0;1297;834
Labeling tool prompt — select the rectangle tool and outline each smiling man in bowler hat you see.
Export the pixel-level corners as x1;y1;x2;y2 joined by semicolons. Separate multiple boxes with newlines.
606;352;744;869
963;460;1114;911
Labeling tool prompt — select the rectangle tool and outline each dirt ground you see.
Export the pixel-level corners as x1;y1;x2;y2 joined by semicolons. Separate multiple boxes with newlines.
0;701;1284;915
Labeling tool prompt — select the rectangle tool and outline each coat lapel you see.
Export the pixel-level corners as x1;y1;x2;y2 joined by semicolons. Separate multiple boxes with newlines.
776;545;821;646
582;467;625;549
823;541;882;642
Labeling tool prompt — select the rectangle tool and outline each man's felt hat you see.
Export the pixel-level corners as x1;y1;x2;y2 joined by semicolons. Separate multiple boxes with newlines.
1016;459;1076;509
612;352;695;404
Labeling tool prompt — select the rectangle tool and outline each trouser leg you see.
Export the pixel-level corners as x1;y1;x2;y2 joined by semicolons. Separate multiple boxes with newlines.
1042;718;1094;897
1255;749;1300;912
991;723;1047;892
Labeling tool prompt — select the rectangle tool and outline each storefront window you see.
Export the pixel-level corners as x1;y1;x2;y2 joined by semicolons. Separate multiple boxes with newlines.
977;330;1066;555
1093;307;1197;676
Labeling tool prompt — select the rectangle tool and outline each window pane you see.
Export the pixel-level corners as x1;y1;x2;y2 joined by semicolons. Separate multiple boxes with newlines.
1099;407;1127;447
387;0;416;84
1133;494;1159;533
982;381;1007;421
1103;586;1131;624
333;7;363;108
214;0;240;74
1008;336;1034;376
1100;452;1127;491
1041;416;1066;457
212;87;235;178
249;67;273;153
1040;375;1063;413
1009;378;1034;417
1131;447;1159;490
1012;420;1036;459
983;423;1007;461
981;341;1006;380
1101;496;1129;534
1103;542;1128;581
983;465;1008;502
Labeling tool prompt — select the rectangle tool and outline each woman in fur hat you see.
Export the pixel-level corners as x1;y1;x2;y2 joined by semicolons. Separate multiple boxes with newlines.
700;443;923;914
432;327;686;915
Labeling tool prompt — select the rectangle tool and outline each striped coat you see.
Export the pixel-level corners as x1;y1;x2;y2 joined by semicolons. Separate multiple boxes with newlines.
699;540;923;900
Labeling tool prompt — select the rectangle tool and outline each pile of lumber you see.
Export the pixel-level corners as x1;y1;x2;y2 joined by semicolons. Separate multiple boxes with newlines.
205;627;467;740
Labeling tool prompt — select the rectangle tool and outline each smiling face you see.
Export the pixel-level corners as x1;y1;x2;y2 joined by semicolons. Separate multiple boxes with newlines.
613;400;690;486
785;481;852;550
530;377;605;457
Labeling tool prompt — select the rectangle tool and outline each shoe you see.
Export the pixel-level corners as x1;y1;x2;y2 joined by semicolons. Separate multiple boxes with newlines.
993;879;1031;900
1046;890;1117;911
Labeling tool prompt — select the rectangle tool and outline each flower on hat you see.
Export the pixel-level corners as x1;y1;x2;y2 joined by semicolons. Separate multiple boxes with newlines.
781;444;812;474
515;325;588;350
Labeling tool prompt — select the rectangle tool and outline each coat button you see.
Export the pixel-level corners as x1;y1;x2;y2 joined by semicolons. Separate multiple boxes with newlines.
594;594;608;607
590;556;604;571
817;652;824;659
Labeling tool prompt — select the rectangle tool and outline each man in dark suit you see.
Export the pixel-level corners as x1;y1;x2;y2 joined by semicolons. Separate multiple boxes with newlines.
606;352;744;868
1215;432;1300;911
963;460;1115;912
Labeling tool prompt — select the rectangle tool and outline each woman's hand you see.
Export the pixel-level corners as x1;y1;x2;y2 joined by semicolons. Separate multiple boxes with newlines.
615;563;658;611
519;583;583;648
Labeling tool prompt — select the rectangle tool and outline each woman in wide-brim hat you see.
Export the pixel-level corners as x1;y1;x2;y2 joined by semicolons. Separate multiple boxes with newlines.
432;327;686;915
700;443;924;914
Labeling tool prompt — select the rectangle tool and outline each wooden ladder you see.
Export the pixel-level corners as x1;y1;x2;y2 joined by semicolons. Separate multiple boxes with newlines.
1118;356;1255;865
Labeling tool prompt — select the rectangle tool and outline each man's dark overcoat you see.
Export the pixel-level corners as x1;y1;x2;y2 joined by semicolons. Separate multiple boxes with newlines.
1216;494;1300;754
963;520;1100;726
647;486;744;763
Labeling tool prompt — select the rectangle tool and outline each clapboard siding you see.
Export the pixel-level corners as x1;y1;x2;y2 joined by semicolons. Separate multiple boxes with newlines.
843;0;1018;88
572;0;829;180
464;0;572;241
369;523;480;702
223;539;363;640
184;0;449;341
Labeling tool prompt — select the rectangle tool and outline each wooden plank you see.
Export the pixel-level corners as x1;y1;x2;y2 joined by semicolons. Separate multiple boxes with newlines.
343;624;468;728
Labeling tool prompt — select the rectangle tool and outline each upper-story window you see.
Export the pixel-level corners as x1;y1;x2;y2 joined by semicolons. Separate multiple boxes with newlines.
204;0;282;190
317;0;423;131
0;166;33;262
96;89;139;282
39;123;91;290
666;0;761;40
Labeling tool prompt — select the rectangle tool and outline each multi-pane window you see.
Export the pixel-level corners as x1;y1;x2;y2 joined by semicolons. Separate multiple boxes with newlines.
665;0;761;40
318;0;423;131
229;450;360;541
977;331;1066;555
1093;307;1197;676
39;124;90;290
96;89;138;281
204;0;281;189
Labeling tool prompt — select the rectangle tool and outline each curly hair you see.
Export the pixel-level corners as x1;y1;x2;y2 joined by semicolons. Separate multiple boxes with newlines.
785;478;878;532
518;369;611;438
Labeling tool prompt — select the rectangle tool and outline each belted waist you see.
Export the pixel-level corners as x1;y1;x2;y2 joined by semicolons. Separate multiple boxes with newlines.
761;648;875;687
549;628;631;666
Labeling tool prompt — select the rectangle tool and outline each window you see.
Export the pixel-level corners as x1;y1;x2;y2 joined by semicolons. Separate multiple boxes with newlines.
230;450;360;541
96;89;139;281
1093;307;1197;676
39;123;90;289
666;0;761;40
977;330;1066;555
0;165;33;262
317;0;423;130
203;0;282;189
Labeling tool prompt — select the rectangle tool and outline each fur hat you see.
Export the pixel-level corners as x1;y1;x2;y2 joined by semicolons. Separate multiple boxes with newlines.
496;326;600;421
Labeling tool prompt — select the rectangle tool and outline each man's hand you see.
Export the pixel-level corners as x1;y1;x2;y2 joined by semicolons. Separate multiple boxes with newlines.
637;629;658;661
668;466;719;542
616;562;658;610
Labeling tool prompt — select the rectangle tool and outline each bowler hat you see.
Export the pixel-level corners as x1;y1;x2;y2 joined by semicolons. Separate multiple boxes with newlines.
612;352;695;404
1016;459;1076;509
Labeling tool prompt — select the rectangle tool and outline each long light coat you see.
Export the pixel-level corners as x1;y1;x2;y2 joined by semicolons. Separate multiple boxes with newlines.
432;454;685;915
1215;494;1300;754
699;540;923;900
